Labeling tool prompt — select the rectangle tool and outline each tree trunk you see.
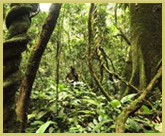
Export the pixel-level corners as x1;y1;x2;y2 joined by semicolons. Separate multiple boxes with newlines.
116;67;162;133
124;3;162;95
116;3;162;132
16;3;62;131
3;3;39;132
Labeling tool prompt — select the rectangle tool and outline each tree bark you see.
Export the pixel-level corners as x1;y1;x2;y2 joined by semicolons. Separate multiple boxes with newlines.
116;3;162;132
16;3;62;130
125;3;162;95
3;3;39;132
116;66;162;133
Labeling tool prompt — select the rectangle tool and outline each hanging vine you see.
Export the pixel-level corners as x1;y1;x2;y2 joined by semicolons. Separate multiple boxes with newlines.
87;3;112;101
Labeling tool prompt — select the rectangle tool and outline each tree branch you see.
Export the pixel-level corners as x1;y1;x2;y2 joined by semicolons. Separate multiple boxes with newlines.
103;65;140;93
116;66;162;133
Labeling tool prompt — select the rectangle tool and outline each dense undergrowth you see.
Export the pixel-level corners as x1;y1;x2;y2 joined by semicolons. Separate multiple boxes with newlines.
3;3;162;133
25;77;162;133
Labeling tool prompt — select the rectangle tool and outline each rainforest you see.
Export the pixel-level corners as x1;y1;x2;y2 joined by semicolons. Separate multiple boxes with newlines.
3;3;162;133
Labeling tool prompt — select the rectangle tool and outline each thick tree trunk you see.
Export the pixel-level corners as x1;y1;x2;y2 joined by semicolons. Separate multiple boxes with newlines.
124;3;162;95
16;3;62;131
116;3;162;132
3;3;39;132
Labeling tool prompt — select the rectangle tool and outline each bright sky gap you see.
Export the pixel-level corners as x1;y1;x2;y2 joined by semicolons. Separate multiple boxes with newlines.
39;3;51;11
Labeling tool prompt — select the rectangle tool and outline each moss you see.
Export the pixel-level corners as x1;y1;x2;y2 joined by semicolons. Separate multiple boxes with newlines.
124;4;162;95
117;4;162;132
130;4;162;84
6;4;39;29
3;3;39;132
8;20;31;39
3;34;30;60
3;72;22;89
4;33;29;44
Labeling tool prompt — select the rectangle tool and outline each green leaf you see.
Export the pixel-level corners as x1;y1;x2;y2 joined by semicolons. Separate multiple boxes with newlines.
58;92;69;100
88;123;95;128
27;113;36;120
93;119;98;125
78;110;95;115
36;121;53;133
134;118;153;127
128;118;142;132
50;84;56;90
92;119;112;132
141;105;151;114
82;99;99;106
49;127;54;133
121;93;137;104
110;99;121;108
110;124;115;129
36;110;48;119
31;121;44;126
98;115;103;122
99;112;110;121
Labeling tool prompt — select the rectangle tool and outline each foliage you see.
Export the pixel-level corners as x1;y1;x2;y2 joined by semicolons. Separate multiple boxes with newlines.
25;78;161;133
3;3;162;133
26;80;116;133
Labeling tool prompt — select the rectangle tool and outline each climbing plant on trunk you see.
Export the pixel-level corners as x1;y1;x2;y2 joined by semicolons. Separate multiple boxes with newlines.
116;3;162;133
87;3;112;102
3;3;39;132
